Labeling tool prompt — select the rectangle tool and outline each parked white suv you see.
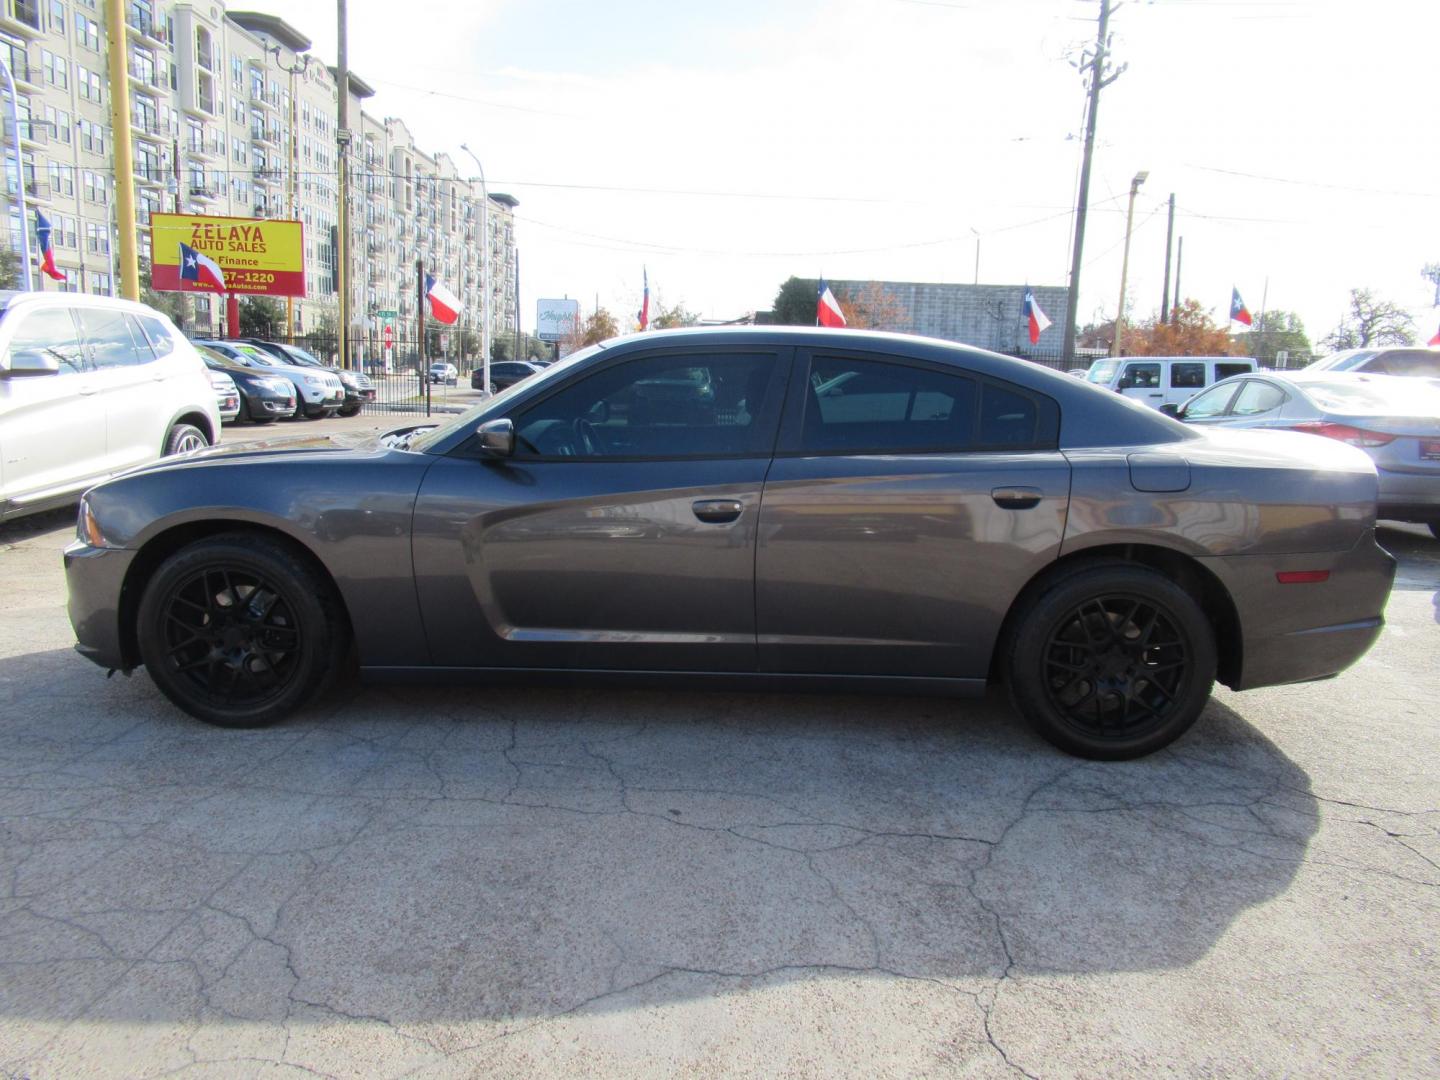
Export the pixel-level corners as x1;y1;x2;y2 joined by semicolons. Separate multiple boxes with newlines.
0;292;220;521
1083;355;1259;410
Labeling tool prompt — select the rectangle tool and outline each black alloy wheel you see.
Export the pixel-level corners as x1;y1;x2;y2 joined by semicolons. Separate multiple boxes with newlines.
136;535;346;727
1006;563;1216;759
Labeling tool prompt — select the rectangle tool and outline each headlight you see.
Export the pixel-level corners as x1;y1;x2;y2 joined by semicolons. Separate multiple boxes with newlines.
303;374;323;386
77;496;113;548
338;372;359;387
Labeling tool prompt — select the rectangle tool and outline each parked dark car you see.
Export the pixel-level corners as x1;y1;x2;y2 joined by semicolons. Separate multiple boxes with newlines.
196;345;297;424
244;339;376;416
1168;369;1440;538
65;328;1395;759
472;360;543;392
195;340;344;419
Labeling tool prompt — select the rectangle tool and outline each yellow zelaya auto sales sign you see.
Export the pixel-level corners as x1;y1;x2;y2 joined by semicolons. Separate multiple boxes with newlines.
149;213;305;297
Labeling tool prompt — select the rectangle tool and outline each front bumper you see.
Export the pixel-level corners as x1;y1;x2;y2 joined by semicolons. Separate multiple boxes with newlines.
1199;529;1397;691
64;539;138;671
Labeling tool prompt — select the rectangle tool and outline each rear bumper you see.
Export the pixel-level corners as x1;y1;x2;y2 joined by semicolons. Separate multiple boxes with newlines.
1376;471;1440;523
1198;530;1396;691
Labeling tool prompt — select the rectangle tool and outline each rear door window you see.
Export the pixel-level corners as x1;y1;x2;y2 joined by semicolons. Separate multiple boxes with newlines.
76;308;149;369
803;356;976;452
136;314;176;357
1170;362;1206;389
1214;362;1254;381
1231;380;1287;416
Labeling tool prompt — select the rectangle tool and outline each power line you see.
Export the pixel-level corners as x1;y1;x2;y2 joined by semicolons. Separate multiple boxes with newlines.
1184;163;1438;200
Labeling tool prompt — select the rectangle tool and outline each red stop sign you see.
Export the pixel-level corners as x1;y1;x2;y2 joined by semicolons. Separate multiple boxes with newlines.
383;324;394;346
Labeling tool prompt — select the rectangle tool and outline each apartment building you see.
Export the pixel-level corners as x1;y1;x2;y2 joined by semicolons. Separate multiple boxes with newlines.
0;0;518;357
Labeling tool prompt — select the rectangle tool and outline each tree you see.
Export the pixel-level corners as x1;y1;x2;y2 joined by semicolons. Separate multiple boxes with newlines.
1123;299;1242;357
837;282;907;330
139;257;189;329
1234;309;1312;367
771;276;819;325
652;299;700;329
562;308;619;354
238;296;284;338
1322;288;1415;351
0;249;19;290
1422;263;1440;307
302;303;339;361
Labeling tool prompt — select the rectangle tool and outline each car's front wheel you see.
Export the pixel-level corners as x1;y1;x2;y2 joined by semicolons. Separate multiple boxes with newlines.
1004;563;1217;760
163;423;209;456
136;534;347;727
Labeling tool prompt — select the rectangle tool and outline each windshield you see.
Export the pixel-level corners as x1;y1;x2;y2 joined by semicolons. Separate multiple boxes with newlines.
406;343;607;454
195;345;247;372
1307;349;1376;372
1085;360;1121;384
279;344;326;367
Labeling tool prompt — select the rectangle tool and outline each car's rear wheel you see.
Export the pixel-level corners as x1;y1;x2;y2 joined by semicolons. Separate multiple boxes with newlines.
163;423;209;456
1005;563;1216;760
338;405;361;417
1428;523;1440;541
136;535;346;728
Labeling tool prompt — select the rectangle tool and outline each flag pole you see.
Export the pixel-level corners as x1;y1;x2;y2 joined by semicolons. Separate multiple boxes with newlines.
1256;276;1269;360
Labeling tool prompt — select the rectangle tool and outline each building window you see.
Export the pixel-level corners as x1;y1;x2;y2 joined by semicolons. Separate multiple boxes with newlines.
90;272;111;295
49;0;64;33
232;136;246;163
78;118;105;154
86;222;109;255
73;13;98;50
42;49;67;88
231;55;242;88
83;169;107;203
76;65;102;102
47;162;74;196
43;104;71;144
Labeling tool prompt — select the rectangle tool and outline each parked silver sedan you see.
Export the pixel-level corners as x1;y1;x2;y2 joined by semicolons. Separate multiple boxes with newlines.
1172;370;1440;537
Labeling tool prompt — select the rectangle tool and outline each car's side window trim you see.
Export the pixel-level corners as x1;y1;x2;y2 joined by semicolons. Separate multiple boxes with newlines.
775;348;1060;457
466;345;794;463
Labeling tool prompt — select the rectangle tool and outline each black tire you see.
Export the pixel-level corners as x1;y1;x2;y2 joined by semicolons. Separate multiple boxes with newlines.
1005;562;1217;760
135;534;347;728
1429;523;1440;541
163;422;209;457
338;405;361;417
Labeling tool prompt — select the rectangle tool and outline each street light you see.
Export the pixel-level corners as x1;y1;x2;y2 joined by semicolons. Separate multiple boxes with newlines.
1113;169;1148;357
970;226;980;286
268;46;311;340
458;143;491;399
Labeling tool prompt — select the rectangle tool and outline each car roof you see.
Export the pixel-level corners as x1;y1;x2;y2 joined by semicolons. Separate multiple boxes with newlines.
0;290;175;318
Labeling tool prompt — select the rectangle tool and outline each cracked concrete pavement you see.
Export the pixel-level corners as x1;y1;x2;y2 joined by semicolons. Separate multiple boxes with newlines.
1;499;1437;1078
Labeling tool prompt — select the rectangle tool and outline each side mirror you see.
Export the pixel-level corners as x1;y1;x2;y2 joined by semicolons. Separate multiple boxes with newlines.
1159;403;1181;419
1;349;61;379
476;418;515;457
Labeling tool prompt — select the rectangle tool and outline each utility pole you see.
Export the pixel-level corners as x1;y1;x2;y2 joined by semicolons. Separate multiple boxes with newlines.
1173;236;1183;317
1061;0;1125;365
271;47;310;340
1160;193;1175;323
335;0;351;369
0;58;33;290
1113;169;1147;357
104;0;139;299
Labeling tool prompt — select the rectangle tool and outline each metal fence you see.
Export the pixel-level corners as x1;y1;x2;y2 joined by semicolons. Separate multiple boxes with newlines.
243;334;485;418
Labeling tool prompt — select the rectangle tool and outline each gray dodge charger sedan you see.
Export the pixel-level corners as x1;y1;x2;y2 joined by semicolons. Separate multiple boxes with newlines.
65;328;1396;759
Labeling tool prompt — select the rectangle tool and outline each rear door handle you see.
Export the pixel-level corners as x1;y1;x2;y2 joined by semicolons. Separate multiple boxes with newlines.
991;486;1043;510
692;499;743;524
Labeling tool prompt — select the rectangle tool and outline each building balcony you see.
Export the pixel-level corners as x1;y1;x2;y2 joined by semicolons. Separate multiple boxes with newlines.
125;7;167;43
1;0;42;36
127;61;161;90
181;97;215;119
17;119;48;147
186;137;223;160
190;182;220;200
133;117;167;144
134;166;166;188
22;175;50;202
6;52;39;89
252;166;282;185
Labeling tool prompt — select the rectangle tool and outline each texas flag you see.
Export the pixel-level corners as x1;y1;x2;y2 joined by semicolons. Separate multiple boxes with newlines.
1429;323;1440;347
34;210;65;281
1022;287;1051;345
1230;287;1253;326
816;278;846;327
178;242;226;292
638;266;650;331
425;274;462;325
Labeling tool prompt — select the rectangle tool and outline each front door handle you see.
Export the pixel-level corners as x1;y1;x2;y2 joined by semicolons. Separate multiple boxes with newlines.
692;499;743;524
991;486;1043;510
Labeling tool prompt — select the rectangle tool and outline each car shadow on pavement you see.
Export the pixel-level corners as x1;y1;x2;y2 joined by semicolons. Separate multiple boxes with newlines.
0;646;1324;1034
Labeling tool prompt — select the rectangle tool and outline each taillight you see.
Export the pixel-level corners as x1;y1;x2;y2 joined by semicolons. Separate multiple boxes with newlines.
1288;422;1396;448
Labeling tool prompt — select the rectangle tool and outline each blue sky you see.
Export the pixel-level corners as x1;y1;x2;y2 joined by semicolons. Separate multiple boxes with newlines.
275;0;1440;345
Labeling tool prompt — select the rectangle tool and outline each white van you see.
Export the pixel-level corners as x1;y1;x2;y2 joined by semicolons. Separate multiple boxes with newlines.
1083;355;1258;410
0;292;220;521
